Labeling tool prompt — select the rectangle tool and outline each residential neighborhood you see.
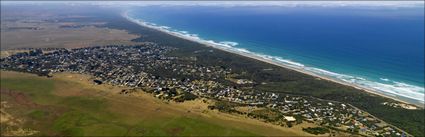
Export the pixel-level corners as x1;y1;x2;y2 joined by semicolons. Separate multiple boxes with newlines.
1;44;410;136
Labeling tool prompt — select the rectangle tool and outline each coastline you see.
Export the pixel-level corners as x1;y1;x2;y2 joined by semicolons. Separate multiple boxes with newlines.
122;12;424;108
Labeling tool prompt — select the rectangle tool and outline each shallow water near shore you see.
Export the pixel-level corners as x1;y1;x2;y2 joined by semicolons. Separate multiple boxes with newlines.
127;5;425;105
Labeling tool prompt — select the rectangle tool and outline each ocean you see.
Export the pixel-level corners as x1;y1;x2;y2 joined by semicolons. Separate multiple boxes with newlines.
126;4;425;105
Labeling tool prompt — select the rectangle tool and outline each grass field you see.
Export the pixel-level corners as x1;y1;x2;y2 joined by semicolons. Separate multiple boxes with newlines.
1;71;314;136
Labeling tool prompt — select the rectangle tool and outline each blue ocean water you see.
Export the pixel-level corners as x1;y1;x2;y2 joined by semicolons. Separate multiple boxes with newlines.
127;5;425;104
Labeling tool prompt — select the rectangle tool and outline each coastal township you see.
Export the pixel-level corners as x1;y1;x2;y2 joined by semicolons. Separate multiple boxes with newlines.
1;3;424;137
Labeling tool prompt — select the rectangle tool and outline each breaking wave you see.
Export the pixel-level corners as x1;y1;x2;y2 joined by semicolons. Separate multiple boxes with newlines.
124;12;425;105
219;41;239;47
380;78;390;82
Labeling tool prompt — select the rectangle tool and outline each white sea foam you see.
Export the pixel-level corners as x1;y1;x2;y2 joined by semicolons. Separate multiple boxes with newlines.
380;78;390;82
219;41;239;47
124;12;425;105
159;26;170;29
179;31;188;34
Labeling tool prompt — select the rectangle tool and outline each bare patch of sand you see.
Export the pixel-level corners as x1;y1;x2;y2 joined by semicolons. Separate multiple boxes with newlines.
0;101;39;136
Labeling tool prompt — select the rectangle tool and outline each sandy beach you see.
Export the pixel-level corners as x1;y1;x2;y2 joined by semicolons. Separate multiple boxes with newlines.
122;12;424;108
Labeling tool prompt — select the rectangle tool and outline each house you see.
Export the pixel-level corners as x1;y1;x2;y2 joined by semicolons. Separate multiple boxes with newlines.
284;116;296;122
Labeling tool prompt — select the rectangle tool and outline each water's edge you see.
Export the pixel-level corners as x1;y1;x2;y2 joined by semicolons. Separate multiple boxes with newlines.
123;11;425;107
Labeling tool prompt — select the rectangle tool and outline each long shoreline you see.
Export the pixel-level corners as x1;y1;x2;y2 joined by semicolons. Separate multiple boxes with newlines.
122;12;424;108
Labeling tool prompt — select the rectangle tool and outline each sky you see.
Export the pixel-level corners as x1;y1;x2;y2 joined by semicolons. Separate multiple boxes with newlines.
1;1;424;9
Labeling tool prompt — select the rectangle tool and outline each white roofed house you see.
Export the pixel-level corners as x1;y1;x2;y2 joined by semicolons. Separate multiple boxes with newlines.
284;116;296;122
